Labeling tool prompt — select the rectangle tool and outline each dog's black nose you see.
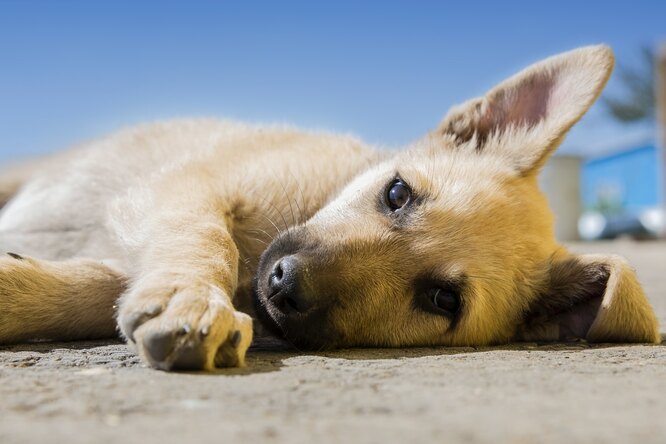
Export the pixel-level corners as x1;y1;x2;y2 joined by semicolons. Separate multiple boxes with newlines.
268;256;313;314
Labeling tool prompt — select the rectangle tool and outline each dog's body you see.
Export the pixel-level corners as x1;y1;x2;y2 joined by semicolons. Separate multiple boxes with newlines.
0;46;660;370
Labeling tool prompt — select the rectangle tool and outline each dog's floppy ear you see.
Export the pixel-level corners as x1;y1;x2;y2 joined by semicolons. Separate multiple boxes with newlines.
438;45;614;174
517;253;661;344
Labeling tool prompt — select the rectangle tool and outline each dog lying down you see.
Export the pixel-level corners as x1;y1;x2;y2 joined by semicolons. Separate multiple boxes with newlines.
0;45;660;371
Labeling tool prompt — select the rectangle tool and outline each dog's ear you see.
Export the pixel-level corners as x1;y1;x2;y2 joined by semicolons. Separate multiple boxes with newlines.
516;253;661;344
438;45;614;174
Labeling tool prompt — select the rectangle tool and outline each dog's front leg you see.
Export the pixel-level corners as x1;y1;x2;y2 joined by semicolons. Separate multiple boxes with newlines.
116;198;252;371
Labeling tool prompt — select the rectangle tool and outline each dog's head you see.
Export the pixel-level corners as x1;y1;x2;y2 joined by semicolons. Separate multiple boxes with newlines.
253;46;661;349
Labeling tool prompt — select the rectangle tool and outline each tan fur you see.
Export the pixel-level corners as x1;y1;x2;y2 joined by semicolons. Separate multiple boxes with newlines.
0;255;125;342
0;45;660;371
584;254;660;342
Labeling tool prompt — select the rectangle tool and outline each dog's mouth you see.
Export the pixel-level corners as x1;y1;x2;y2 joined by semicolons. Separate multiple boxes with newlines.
251;279;288;338
252;235;343;350
252;277;341;350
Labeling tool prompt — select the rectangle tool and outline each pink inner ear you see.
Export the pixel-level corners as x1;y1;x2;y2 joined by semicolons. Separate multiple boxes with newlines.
490;71;555;130
551;294;603;340
518;258;611;343
518;293;604;343
440;46;614;174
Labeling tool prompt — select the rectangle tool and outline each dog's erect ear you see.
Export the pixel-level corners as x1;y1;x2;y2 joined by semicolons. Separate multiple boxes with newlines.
517;253;660;344
438;45;614;174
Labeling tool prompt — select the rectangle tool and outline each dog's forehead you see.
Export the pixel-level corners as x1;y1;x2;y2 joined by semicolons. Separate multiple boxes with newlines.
400;152;513;207
313;150;519;222
310;161;393;220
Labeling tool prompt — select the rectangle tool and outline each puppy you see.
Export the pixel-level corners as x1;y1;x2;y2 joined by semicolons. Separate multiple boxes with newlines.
0;45;660;371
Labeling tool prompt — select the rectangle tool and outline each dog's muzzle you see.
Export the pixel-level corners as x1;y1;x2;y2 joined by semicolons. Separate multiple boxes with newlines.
252;235;340;350
265;255;316;315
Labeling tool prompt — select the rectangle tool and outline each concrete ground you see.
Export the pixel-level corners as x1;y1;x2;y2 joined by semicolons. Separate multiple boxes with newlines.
1;240;665;444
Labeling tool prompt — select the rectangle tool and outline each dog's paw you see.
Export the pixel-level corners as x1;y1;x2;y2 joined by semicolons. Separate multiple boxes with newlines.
117;281;252;371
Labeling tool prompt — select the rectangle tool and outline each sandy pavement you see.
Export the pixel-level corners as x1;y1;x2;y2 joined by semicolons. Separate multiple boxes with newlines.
1;240;665;444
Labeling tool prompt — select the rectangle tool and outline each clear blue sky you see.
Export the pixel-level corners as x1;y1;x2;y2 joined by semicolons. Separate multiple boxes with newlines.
1;1;664;163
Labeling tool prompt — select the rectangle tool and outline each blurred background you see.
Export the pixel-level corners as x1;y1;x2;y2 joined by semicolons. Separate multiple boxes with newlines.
1;1;665;241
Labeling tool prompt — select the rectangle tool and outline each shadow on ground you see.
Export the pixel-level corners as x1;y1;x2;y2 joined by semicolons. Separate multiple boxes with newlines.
2;335;663;375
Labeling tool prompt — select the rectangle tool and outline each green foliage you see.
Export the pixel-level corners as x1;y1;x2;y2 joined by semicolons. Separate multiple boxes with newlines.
602;46;655;123
590;198;625;217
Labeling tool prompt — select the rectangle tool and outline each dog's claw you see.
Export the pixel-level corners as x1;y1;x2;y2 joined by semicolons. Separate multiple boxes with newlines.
200;325;210;337
6;252;23;260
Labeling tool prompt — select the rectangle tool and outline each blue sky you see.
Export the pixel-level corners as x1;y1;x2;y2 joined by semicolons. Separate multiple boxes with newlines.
1;1;665;163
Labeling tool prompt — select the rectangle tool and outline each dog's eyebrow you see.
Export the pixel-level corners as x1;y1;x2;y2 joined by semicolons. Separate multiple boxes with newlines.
399;169;441;202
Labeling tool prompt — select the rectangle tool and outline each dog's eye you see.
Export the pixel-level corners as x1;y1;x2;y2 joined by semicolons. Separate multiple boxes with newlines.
427;287;460;315
386;180;411;210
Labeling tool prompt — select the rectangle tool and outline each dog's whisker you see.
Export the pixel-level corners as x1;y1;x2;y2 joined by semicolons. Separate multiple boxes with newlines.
247;228;275;242
257;212;283;239
293;193;305;227
276;177;297;237
287;169;308;226
246;236;269;246
237;254;254;274
250;197;288;239
270;194;292;238
244;190;292;243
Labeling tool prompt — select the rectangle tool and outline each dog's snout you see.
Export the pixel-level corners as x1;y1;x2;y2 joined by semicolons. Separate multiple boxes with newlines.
267;256;313;314
268;257;290;295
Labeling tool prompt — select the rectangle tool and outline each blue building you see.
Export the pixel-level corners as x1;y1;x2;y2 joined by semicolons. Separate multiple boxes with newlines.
581;143;663;215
